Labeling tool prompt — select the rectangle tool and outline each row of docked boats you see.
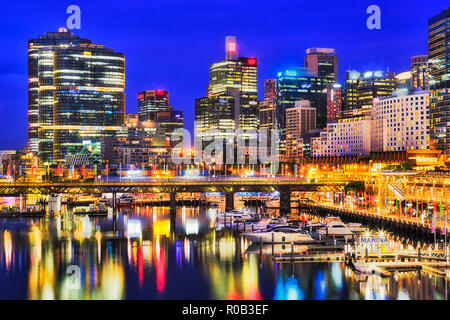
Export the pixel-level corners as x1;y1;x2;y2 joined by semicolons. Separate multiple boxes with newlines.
229;214;369;244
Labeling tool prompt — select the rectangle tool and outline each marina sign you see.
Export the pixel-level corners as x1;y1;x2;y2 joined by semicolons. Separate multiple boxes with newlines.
359;236;389;243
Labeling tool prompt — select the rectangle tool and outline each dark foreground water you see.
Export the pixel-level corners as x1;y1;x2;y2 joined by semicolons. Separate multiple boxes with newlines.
0;206;448;300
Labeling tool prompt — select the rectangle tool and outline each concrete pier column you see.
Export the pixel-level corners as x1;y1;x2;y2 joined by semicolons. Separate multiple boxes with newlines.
112;192;117;213
170;192;177;216
279;188;291;216
225;192;234;212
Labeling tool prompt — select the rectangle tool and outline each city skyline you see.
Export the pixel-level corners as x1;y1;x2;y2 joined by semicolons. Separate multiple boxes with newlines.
0;0;448;150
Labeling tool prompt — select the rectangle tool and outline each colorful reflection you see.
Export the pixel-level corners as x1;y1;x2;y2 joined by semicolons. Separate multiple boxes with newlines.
0;206;448;300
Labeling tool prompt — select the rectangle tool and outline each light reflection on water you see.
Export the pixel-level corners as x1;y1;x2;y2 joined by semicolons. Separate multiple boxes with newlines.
0;206;448;300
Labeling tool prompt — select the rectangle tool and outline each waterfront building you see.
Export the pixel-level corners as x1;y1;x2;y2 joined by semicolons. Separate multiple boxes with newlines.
311;115;372;157
195;36;258;145
276;67;328;156
304;48;338;84
138;90;169;122
344;70;398;110
326;83;343;122
372;89;430;152
428;8;450;156
411;55;429;89
286;100;316;162
28;28;125;163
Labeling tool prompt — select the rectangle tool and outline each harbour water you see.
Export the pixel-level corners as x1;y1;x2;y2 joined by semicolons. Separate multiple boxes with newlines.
0;206;448;300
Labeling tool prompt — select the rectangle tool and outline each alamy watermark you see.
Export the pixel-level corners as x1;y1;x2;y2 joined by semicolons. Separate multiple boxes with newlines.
170;122;280;173
66;5;81;30
66;265;81;290
366;5;381;30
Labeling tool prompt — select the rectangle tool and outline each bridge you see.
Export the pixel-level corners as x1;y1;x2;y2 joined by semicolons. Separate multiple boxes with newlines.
0;177;348;214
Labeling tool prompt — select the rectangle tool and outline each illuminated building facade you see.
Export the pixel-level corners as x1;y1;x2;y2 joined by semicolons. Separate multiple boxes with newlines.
138;90;169;122
264;79;277;100
304;48;338;84
259;79;277;131
411;55;429;89
276;67;328;155
156;109;184;147
326;83;343;122
311;118;372;157
344;70;398;110
28;28;125;163
428;8;450;155
195;36;258;144
102;121;170;166
396;71;412;89
195;95;236;142
372;89;430;152
286;100;316;162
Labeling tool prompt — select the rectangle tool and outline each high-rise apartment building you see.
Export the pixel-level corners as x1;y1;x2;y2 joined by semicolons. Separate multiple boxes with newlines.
305;48;338;83
411;55;429;89
311;119;372;157
428;8;450;155
286;100;316;162
28;28;125;163
372;89;430;152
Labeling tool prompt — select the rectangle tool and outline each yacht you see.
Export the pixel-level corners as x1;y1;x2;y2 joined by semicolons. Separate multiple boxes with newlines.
243;226;314;243
216;210;253;222
118;195;134;205
318;221;355;237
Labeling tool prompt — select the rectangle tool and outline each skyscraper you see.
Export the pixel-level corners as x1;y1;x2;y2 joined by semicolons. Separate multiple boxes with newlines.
28;28;125;163
195;36;258;144
259;79;277;131
344;70;397;110
428;8;450;155
138;90;170;122
286;100;316;162
326;83;343;122
264;79;277;100
304;48;338;84
276;67;328;155
411;55;429;89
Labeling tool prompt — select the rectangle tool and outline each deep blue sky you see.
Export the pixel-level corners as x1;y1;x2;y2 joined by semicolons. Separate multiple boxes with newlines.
0;0;448;149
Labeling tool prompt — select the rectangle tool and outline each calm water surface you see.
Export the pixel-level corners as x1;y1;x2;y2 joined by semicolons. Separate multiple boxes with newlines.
0;206;448;300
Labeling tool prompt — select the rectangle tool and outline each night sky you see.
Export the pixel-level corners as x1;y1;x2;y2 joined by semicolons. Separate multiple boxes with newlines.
0;0;447;150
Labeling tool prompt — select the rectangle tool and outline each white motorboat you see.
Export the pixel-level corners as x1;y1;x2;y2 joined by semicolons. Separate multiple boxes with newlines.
243;226;314;243
347;223;369;234
216;210;253;222
318;221;355;237
118;195;134;205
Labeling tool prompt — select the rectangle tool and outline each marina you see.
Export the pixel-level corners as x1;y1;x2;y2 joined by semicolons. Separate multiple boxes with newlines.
0;192;448;299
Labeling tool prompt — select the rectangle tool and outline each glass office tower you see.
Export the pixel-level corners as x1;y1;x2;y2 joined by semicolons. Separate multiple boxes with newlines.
428;8;450;155
304;48;338;84
276;67;328;155
138;90;170;122
344;70;398;110
28;28;125;163
195;36;258;145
